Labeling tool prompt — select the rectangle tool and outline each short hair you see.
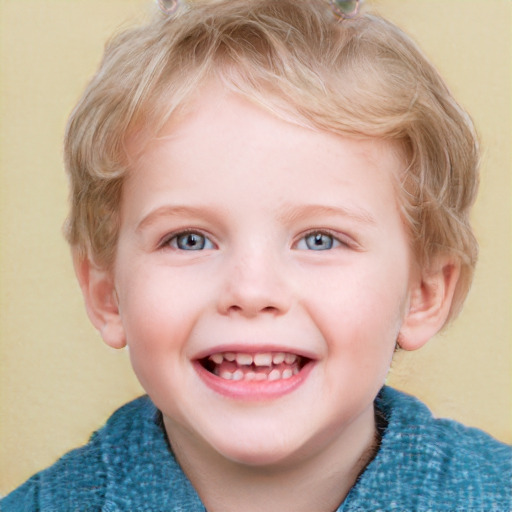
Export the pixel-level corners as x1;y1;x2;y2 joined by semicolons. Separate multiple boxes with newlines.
64;0;479;323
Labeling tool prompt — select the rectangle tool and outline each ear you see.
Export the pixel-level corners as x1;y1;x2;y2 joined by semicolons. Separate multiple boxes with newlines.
398;258;460;351
73;253;126;349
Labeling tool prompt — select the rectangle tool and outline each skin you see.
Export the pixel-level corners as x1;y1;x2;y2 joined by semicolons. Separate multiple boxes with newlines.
77;86;459;511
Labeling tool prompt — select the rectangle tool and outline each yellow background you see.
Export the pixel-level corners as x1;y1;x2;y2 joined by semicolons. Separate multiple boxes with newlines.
0;0;510;495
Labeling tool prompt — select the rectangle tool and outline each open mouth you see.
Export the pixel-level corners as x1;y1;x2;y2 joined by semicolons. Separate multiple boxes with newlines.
199;351;309;383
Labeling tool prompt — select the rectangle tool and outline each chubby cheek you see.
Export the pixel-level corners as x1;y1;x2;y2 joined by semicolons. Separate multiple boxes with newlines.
114;267;201;384
306;270;407;387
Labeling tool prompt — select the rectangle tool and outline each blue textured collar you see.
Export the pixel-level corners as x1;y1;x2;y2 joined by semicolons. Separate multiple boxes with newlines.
6;386;508;511
100;396;205;510
96;386;511;511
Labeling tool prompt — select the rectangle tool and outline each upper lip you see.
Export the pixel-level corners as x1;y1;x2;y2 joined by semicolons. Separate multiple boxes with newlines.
192;344;318;362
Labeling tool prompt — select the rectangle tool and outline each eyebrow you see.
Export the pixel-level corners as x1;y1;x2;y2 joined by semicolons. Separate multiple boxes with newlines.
278;204;377;227
135;205;218;232
135;203;377;232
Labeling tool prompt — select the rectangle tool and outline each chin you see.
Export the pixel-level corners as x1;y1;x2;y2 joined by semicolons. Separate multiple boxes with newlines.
222;446;299;469
207;427;313;469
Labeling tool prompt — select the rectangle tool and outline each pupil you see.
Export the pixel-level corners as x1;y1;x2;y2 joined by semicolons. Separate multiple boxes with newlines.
306;232;332;250
187;234;197;246
177;232;205;250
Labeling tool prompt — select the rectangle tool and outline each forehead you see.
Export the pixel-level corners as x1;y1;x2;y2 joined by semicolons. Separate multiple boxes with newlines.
132;81;405;180
122;86;407;238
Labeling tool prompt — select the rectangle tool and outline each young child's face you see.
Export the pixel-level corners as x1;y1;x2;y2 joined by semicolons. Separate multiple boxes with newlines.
112;86;416;467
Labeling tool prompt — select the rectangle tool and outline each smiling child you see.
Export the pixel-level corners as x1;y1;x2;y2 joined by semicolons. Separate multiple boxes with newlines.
2;0;510;510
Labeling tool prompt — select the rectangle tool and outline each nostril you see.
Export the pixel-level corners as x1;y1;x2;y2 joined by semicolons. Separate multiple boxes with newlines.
218;268;292;317
224;303;280;317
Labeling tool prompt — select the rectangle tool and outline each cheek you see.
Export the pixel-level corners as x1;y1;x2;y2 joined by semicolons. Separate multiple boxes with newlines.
310;285;402;393
115;263;220;360
304;264;408;353
116;270;185;346
116;273;192;395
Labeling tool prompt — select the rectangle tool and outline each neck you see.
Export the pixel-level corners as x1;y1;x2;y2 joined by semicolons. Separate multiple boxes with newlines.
164;406;379;512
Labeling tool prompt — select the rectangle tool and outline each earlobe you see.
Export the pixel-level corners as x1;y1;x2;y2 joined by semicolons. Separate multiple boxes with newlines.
398;259;460;351
73;253;127;349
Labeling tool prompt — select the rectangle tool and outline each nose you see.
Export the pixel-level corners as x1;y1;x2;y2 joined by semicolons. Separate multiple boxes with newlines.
217;249;292;318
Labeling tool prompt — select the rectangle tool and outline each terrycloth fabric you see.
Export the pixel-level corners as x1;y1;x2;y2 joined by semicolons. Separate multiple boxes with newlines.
2;387;511;511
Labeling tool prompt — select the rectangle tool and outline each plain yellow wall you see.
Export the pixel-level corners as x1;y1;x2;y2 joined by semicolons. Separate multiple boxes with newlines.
0;0;510;496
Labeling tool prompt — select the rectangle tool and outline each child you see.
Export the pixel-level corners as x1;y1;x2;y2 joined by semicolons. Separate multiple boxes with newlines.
2;0;510;510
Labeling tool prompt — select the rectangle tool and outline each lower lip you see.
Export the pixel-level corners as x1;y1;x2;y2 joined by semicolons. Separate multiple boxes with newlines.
194;360;314;401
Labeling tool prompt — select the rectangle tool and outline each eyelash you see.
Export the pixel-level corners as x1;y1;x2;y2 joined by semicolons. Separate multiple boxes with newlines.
158;229;216;251
158;228;351;252
294;229;350;251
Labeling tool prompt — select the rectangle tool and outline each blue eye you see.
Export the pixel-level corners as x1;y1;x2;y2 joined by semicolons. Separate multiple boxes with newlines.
168;232;214;251
297;232;340;251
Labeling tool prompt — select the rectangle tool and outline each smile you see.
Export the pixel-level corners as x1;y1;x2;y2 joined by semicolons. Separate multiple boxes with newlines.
201;351;305;382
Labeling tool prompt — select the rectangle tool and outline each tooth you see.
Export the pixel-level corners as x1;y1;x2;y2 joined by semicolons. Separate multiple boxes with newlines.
253;353;272;366
232;370;244;381
282;369;293;379
245;372;257;381
284;353;298;365
224;352;236;361
236;353;253;365
268;369;282;381
210;353;224;364
272;352;285;364
255;373;267;381
293;366;300;376
220;371;233;380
